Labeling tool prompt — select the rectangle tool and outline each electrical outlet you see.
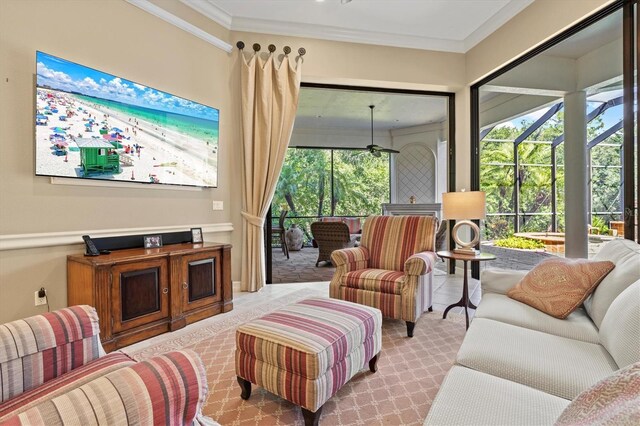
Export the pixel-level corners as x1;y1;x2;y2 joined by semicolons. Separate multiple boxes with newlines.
35;289;47;306
212;201;223;211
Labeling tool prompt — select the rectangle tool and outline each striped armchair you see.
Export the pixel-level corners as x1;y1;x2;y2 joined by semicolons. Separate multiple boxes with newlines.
330;215;438;337
0;306;214;425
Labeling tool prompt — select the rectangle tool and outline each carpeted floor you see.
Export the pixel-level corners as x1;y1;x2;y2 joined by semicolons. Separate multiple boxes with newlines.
124;283;466;425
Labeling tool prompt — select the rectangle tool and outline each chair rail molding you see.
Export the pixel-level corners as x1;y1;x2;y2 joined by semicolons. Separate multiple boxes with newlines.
0;223;234;251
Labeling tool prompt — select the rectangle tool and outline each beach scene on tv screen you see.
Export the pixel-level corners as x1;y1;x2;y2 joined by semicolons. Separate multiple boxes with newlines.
35;51;219;187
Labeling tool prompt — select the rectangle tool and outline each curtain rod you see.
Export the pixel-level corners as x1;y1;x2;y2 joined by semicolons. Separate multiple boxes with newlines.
236;41;306;56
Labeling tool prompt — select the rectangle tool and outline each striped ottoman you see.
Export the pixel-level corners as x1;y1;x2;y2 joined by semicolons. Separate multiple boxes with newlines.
235;297;382;425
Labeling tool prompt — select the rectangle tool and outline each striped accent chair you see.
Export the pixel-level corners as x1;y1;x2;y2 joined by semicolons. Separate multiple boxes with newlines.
330;215;438;337
0;306;214;425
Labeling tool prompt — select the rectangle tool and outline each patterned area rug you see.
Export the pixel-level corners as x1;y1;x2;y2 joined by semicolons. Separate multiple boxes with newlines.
124;287;466;425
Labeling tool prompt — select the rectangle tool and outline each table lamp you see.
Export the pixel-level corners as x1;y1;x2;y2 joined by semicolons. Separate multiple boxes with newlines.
442;190;486;255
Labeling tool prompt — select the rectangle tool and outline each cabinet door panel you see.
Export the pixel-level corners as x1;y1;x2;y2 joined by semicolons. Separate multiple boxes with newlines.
182;250;221;312
112;258;169;333
188;258;216;301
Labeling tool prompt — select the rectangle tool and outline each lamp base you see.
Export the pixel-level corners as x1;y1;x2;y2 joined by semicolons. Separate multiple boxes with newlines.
453;247;480;255
451;220;481;255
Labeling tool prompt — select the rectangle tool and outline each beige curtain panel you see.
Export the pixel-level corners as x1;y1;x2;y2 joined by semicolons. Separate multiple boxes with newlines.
240;50;302;292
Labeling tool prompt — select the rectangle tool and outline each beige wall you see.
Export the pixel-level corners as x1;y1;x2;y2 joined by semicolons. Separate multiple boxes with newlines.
0;0;236;322
0;0;614;322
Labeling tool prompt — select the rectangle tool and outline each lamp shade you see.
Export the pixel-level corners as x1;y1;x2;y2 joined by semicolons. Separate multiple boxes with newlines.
442;191;486;220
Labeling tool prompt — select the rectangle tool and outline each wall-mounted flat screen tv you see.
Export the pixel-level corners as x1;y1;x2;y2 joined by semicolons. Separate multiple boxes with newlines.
35;51;219;188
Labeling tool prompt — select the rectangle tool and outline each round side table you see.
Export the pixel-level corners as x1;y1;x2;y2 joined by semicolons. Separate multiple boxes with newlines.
437;250;496;329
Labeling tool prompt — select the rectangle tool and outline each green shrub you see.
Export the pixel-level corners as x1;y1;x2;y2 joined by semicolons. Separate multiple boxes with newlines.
494;236;545;250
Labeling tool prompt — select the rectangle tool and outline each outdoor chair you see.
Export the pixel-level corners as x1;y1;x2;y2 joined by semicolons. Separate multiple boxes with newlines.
272;210;289;259
311;221;356;267
329;215;438;337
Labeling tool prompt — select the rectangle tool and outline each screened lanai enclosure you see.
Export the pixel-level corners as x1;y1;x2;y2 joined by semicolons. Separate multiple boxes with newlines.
475;4;638;265
480;91;624;242
267;86;453;282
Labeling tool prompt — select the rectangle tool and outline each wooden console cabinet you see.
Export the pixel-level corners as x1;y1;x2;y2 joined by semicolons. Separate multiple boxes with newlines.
68;243;232;352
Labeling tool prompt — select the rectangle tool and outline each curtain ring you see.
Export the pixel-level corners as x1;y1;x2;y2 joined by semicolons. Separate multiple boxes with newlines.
268;44;276;53
236;41;245;50
252;43;261;52
298;48;306;57
283;46;291;55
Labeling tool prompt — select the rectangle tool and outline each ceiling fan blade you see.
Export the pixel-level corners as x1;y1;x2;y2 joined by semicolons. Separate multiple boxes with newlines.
380;148;400;154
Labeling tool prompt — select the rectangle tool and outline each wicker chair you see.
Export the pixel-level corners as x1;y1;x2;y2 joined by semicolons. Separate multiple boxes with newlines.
311;221;356;267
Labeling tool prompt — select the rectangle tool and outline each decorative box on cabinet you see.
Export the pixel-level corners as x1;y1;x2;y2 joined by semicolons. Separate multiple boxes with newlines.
68;243;232;352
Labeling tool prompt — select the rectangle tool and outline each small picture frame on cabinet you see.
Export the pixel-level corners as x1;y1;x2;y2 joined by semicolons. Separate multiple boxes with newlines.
191;227;203;244
143;235;163;248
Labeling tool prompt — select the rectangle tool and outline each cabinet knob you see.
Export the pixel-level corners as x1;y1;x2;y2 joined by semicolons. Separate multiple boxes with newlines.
162;288;168;294
182;282;188;289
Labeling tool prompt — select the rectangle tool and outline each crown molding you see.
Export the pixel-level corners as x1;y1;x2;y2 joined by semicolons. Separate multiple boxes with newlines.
170;0;534;54
231;17;465;53
179;0;232;29
463;0;535;51
0;223;234;251
125;0;232;53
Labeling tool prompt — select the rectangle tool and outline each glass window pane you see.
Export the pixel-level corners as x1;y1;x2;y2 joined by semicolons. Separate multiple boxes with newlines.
481;165;515;215
332;150;390;216
273;148;331;218
483;215;515;240
519;214;552;233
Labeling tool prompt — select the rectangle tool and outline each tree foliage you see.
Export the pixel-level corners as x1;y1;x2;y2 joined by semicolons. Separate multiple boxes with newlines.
272;148;390;243
481;108;623;240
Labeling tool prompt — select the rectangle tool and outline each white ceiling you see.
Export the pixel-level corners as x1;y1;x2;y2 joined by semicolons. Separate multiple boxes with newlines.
180;0;534;53
295;88;447;131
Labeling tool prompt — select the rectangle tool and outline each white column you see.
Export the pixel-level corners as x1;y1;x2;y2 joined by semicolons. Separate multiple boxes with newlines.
564;91;588;258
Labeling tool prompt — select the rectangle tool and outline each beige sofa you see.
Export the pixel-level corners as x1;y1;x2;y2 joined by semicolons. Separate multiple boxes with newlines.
425;239;640;425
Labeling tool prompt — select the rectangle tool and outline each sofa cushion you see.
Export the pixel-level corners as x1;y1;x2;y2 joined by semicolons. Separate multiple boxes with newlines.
321;217;361;234
506;258;614;319
481;268;529;295
2;350;210;426
598;280;640;369
555;362;640;426
0;305;104;402
456;318;618;400
342;269;405;294
0;352;134;421
424;366;570;426
474;293;600;344
585;239;640;327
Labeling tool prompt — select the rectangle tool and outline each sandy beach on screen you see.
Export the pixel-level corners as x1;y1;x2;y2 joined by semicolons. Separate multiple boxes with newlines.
35;89;218;187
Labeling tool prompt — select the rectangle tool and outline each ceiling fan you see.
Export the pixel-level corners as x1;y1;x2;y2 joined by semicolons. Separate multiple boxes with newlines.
366;105;399;157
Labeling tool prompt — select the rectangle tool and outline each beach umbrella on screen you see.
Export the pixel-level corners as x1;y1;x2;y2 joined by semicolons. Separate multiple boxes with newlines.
102;134;119;141
111;127;124;133
54;141;68;147
84;123;93;127
50;127;66;133
36;114;47;119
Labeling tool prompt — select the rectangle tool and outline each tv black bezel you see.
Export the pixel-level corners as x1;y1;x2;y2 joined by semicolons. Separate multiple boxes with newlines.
34;50;220;189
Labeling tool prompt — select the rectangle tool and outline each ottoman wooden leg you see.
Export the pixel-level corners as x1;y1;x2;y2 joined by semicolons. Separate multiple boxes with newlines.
301;405;323;426
237;376;251;400
369;353;380;373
